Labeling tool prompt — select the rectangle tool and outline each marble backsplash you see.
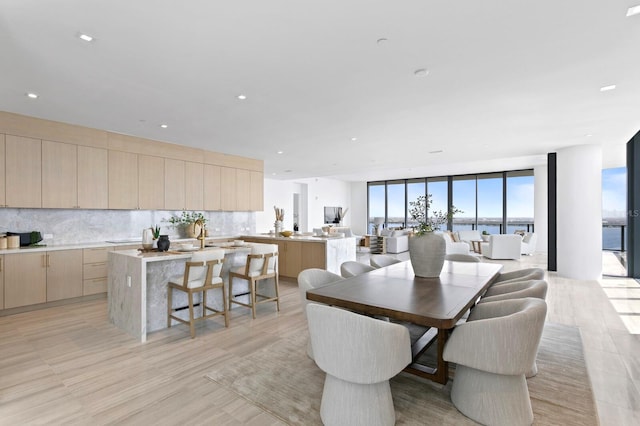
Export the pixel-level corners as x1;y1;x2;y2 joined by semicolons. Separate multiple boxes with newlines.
0;209;255;245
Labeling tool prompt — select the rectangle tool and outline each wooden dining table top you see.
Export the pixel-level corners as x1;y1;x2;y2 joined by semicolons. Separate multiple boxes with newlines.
306;260;503;329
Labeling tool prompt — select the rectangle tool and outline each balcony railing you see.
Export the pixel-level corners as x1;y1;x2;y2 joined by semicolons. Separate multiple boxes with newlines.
603;224;626;252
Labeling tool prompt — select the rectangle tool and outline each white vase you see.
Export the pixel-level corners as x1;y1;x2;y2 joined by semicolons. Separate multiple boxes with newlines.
142;228;154;249
408;233;446;278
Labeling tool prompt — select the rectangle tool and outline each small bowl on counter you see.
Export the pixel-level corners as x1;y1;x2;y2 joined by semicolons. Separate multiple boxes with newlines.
280;230;293;238
233;240;245;246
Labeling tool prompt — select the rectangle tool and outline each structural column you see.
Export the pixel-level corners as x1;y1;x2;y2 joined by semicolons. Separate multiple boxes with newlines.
534;165;548;253
627;130;640;278
556;145;602;280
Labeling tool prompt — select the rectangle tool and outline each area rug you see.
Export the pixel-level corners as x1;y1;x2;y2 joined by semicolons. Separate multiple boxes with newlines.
205;323;598;425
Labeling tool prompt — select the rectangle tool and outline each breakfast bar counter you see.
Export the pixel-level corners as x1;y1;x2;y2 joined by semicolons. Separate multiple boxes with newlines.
108;245;255;342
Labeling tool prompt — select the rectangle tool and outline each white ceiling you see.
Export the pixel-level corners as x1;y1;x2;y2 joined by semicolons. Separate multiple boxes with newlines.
1;1;638;182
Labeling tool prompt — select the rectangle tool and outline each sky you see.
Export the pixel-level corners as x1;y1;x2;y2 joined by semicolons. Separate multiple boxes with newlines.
370;167;627;222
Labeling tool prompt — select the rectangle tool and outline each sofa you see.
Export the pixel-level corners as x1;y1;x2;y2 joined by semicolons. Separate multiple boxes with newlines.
457;230;483;250
439;231;470;254
521;232;537;255
382;229;410;253
480;234;522;260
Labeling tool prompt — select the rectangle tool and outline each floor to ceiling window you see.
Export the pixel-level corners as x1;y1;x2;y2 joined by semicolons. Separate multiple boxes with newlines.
506;170;535;233
368;182;385;234
367;169;533;235
452;176;476;232
602;167;627;276
387;180;406;229
477;173;504;234
407;179;426;229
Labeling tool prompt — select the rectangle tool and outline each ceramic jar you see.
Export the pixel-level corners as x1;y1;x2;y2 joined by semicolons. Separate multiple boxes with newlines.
408;233;446;278
157;235;170;252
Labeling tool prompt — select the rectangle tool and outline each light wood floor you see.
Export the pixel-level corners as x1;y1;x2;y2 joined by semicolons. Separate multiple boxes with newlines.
1;252;639;425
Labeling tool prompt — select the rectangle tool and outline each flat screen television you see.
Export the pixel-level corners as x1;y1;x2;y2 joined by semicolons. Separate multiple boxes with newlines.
324;207;342;224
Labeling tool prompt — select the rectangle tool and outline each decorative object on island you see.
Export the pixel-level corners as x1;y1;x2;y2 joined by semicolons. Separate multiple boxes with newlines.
408;195;461;278
274;206;284;233
280;230;293;237
157;235;171;252
373;217;385;236
142;228;154;249
165;211;207;238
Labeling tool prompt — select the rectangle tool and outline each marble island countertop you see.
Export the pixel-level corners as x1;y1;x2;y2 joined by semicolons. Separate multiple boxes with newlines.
0;235;242;255
243;233;350;242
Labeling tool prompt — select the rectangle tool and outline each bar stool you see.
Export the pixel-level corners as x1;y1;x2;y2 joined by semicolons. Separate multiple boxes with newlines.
229;244;279;319
167;249;228;338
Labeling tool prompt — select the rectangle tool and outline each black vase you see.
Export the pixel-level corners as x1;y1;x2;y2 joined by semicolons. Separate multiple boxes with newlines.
157;235;170;252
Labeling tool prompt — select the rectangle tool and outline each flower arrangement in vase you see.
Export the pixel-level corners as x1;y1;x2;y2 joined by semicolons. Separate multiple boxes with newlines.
408;195;462;277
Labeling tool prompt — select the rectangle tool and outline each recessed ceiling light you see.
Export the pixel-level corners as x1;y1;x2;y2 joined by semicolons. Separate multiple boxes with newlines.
272;172;277;176
600;84;616;92
376;38;388;45
277;150;283;154
627;5;640;16
78;33;94;42
237;94;247;100
160;124;168;128
585;134;593;137
26;92;38;99
414;68;429;76
429;150;443;154
284;169;293;173
351;137;358;141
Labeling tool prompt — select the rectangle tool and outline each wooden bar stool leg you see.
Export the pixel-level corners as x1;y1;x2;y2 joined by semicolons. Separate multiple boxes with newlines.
167;286;173;328
274;275;280;312
222;284;229;327
250;278;257;319
228;275;234;307
188;291;195;339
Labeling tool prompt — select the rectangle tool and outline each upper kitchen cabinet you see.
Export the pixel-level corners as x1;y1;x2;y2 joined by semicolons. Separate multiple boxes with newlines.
77;146;108;209
164;158;185;210
220;167;237;211
236;169;251;211
203;164;221;211
185;161;204;211
42;140;78;208
250;171;264;211
109;150;138;209
0;135;5;207
5;135;41;208
138;154;165;210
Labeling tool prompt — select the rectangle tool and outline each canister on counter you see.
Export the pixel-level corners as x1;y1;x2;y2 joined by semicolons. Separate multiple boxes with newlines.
0;236;7;249
7;235;20;249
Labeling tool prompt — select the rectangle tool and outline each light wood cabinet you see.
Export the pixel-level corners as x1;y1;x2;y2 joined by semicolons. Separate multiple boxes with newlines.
78;146;108;209
138;154;165;210
250;170;264;211
109;150;139;209
301;242;326;270
236;169;251;211
5;135;42;208
42;140;78;208
4;253;47;309
278;240;302;278
0;135;5;207
203;164;221;211
220;167;237;211
0;255;4;309
46;250;83;302
83;247;110;295
165;158;185;210
185;161;204;210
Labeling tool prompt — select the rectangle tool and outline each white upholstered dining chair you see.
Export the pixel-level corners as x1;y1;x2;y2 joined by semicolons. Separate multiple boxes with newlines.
306;303;411;426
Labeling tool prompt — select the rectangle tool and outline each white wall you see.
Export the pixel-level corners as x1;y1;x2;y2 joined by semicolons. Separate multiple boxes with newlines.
350;181;368;236
259;177;354;233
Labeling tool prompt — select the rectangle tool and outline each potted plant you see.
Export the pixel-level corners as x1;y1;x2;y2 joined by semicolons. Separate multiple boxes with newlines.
165;211;207;238
481;230;490;242
408;195;461;277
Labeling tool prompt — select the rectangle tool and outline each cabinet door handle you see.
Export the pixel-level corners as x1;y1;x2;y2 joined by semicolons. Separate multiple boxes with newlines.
47;254;51;267
0;257;3;272
42;255;46;267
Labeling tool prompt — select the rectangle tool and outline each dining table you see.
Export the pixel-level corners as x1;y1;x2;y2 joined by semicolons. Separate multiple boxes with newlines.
306;259;503;384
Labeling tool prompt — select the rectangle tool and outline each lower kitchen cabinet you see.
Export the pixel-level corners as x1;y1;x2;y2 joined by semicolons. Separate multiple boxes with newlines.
0;255;4;309
83;247;110;296
46;250;83;302
4;252;47;309
3;249;83;309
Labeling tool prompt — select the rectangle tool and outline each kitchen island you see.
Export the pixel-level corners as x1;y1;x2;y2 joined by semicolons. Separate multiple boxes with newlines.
240;234;356;277
108;245;260;342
